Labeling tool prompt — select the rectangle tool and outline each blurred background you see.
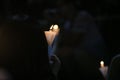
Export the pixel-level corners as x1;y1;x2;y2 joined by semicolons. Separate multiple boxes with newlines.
1;0;120;64
0;0;120;77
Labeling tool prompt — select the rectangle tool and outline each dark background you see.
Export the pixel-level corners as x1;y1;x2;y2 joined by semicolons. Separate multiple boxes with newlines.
1;0;120;15
0;0;120;64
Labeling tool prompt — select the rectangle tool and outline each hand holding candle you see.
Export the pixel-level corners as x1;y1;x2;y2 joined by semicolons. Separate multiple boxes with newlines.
99;61;108;79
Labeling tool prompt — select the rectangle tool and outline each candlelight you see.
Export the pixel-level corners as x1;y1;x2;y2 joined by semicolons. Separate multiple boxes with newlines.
50;24;59;32
100;61;104;68
53;24;59;30
50;25;54;30
53;24;60;34
44;24;60;46
99;60;108;78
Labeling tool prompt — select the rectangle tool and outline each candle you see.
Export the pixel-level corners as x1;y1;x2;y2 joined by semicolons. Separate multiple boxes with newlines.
99;61;108;79
100;61;104;68
44;24;60;46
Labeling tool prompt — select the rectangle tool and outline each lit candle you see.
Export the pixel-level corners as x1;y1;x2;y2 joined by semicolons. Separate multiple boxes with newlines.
44;24;60;46
99;61;108;79
100;61;104;68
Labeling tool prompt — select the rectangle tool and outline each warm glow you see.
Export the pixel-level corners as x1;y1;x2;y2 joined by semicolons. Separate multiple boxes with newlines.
53;24;59;30
100;61;104;67
50;25;54;30
44;24;60;46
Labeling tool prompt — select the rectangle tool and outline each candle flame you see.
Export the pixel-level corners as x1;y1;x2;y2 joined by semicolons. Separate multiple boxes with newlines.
50;25;54;30
49;24;59;32
53;24;59;30
100;61;104;67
